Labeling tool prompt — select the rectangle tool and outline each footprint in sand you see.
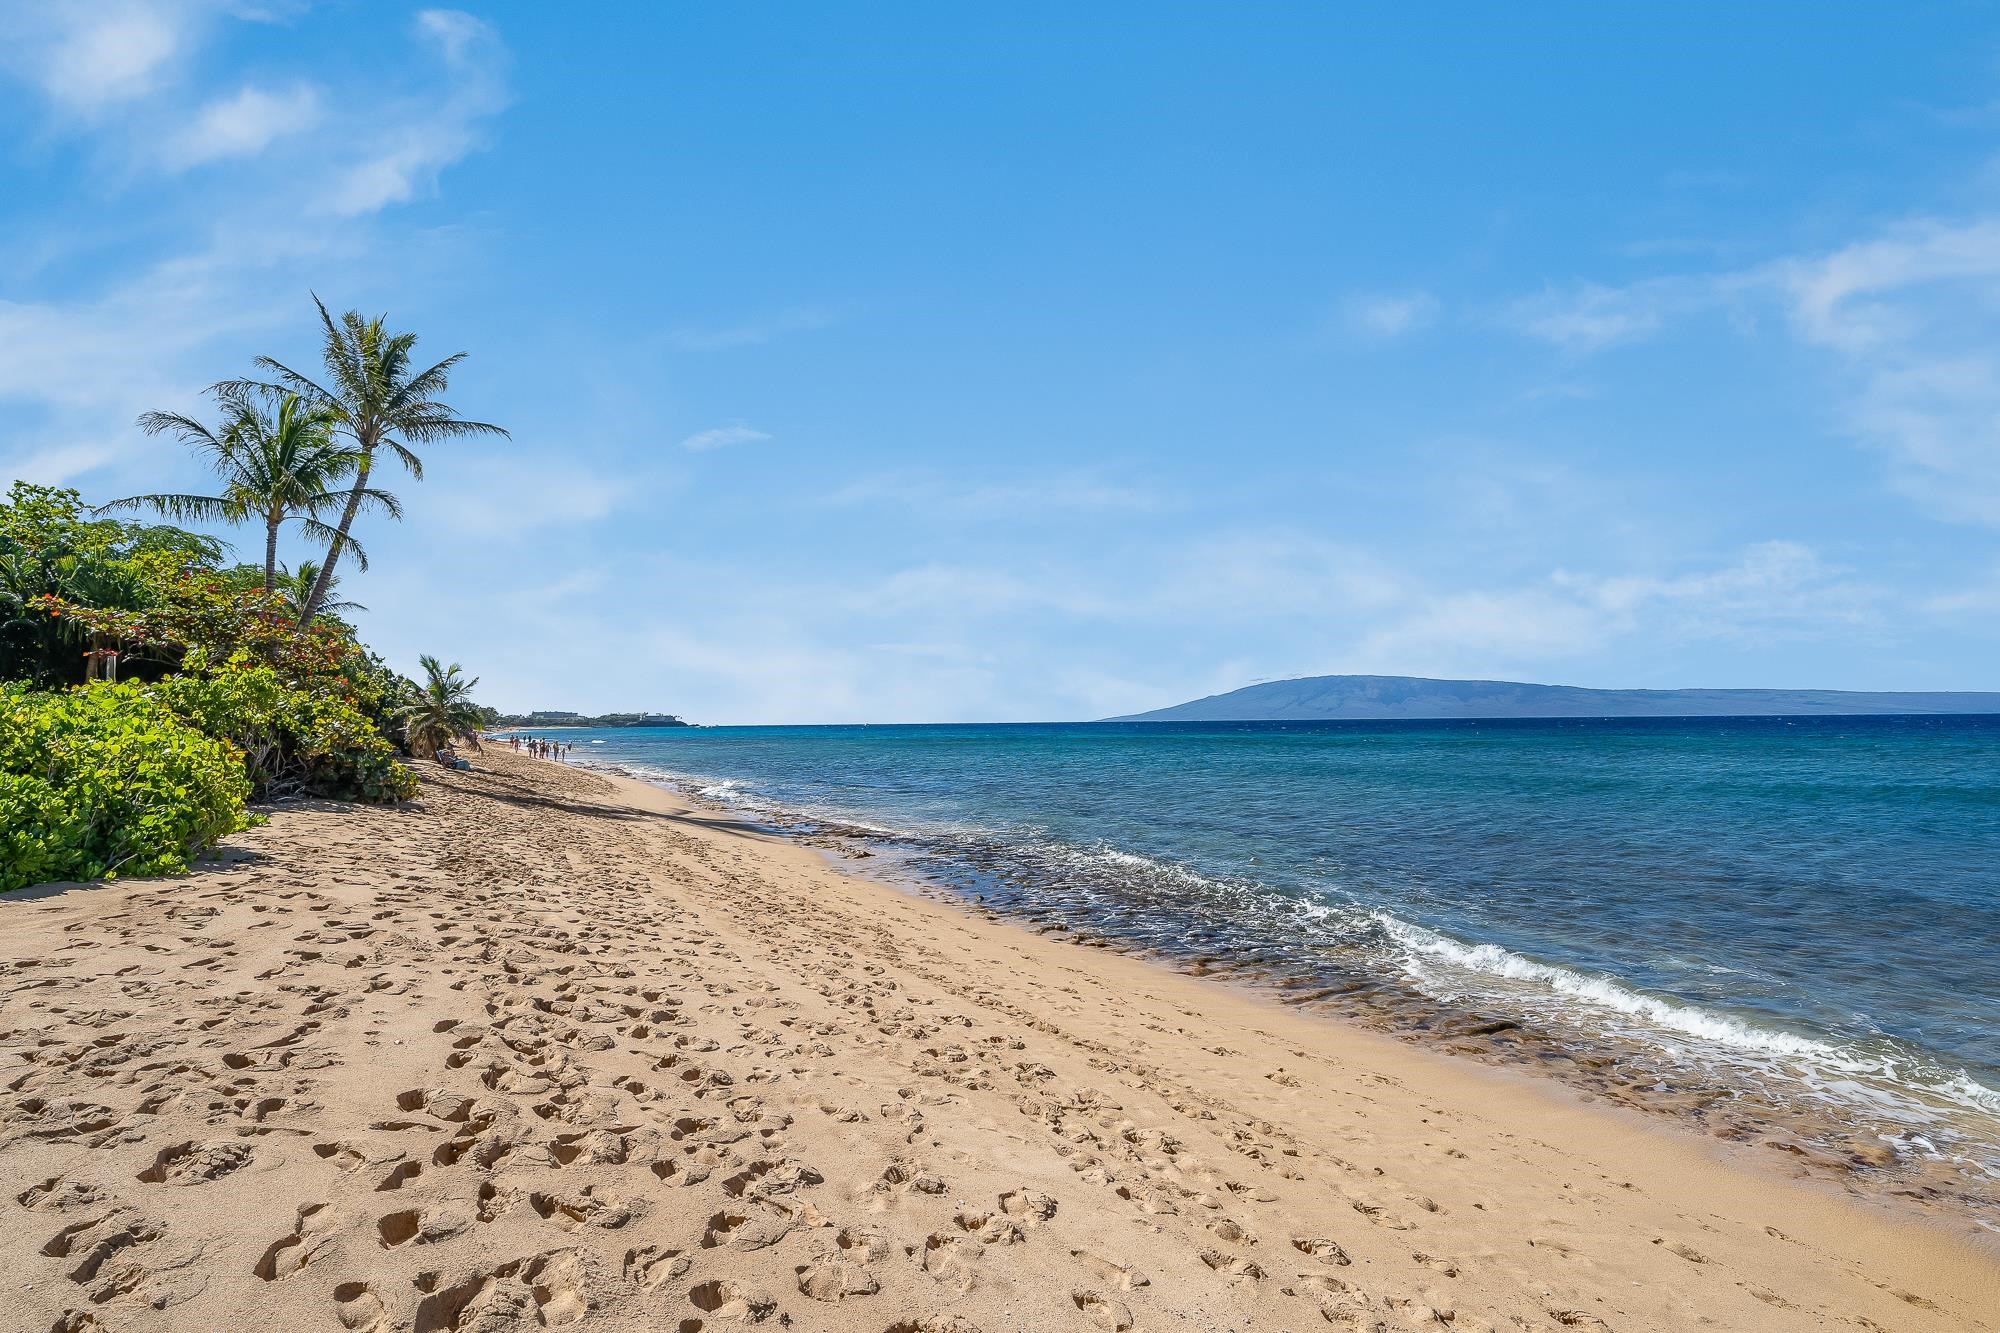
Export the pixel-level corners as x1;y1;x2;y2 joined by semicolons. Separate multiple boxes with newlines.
332;1280;385;1331
996;1187;1056;1222
700;1202;796;1251
688;1278;778;1321
253;1203;330;1280
920;1233;983;1292
1293;1236;1352;1265
1197;1248;1265;1281
374;1159;423;1191
41;1206;205;1308
954;1208;1025;1244
16;1175;101;1211
1654;1237;1709;1264
414;1250;588;1330
623;1244;690;1291
376;1204;472;1248
1071;1289;1136;1330
1071;1249;1149;1290
796;1254;881;1301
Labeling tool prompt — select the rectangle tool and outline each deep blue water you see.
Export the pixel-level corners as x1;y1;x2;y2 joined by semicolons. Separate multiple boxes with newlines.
525;716;2000;1180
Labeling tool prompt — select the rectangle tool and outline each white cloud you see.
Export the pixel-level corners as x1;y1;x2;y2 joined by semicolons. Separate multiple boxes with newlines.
408;529;1882;723
321;9;508;216
1923;563;2000;617
414;7;486;60
1355;540;1875;675
164;83;322;168
1145;533;1405;620
1774;218;2000;353
1768;221;2000;523
1507;210;2000;524
424;458;630;537
1346;291;1438;338
0;241;324;492
669;307;838;351
7;1;188;112
681;425;772;452
820;469;1166;514
1504;278;1701;352
0;4;508;213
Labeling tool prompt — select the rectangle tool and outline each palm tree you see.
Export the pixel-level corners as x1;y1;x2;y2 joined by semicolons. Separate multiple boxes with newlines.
396;655;485;758
238;296;506;628
276;559;365;622
107;387;397;592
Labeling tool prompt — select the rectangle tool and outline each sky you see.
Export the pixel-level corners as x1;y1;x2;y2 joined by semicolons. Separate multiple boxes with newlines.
3;2;2000;722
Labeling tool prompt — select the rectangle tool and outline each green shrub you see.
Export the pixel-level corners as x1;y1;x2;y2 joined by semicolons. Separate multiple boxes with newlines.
0;681;251;893
150;653;418;804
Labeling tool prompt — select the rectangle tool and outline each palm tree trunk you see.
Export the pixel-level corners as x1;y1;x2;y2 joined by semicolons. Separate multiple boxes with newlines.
299;449;371;628
263;515;281;593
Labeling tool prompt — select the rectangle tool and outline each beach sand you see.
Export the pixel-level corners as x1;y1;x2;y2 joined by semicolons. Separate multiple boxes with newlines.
3;748;1995;1332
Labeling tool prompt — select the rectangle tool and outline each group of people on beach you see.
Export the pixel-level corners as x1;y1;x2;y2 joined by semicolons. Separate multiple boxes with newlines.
509;735;572;761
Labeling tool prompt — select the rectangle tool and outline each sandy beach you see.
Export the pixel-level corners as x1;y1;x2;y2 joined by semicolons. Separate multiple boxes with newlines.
3;748;1995;1332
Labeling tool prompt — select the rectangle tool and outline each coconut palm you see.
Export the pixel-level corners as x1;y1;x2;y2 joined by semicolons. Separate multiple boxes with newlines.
236;296;506;628
274;560;365;622
106;388;397;592
396;655;485;758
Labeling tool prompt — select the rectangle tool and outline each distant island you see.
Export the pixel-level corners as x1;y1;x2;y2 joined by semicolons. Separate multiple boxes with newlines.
494;710;692;728
1108;674;2000;722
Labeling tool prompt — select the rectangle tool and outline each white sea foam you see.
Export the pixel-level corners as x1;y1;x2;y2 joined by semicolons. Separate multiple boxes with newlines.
1377;914;1840;1058
1374;911;2000;1124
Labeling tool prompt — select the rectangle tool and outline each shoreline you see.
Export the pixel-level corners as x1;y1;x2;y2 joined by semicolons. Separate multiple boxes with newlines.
4;748;1995;1330
573;750;2000;1234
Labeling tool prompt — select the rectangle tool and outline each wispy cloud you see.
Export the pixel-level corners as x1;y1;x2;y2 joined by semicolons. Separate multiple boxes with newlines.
1;1;192;113
164;82;322;168
321;9;509;215
669;307;837;351
820;469;1169;515
0;4;508;211
1505;208;2000;524
681;425;771;452
425;458;627;536
1353;541;1877;674
1345;290;1438;338
1503;277;1717;352
420;526;1886;722
1774;218;2000;352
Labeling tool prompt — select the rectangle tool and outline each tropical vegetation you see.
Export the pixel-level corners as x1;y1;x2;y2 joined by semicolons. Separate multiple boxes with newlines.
0;298;503;893
397;656;486;758
238;296;506;627
1;681;250;891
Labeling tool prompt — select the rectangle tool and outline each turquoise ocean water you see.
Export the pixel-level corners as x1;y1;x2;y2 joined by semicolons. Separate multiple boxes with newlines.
531;716;2000;1215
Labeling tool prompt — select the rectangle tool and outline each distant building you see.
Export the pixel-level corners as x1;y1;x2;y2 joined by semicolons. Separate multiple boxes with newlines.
494;709;691;728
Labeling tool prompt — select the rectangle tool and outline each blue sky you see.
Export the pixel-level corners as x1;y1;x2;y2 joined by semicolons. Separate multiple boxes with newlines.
3;3;1999;722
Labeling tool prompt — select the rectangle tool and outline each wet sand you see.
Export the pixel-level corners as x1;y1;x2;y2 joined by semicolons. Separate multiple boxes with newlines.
2;748;1995;1331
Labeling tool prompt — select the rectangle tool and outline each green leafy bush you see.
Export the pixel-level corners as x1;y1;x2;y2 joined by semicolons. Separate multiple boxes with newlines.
0;682;251;893
151;652;418;804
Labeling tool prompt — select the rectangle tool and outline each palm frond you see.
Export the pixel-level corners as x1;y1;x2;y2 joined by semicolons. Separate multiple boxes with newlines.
297;517;370;570
96;492;243;525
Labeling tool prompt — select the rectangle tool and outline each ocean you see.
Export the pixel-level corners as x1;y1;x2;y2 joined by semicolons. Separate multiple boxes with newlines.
529;715;2000;1220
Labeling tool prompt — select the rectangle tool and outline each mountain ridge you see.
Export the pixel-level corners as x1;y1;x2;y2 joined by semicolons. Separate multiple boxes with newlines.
1106;674;2000;721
